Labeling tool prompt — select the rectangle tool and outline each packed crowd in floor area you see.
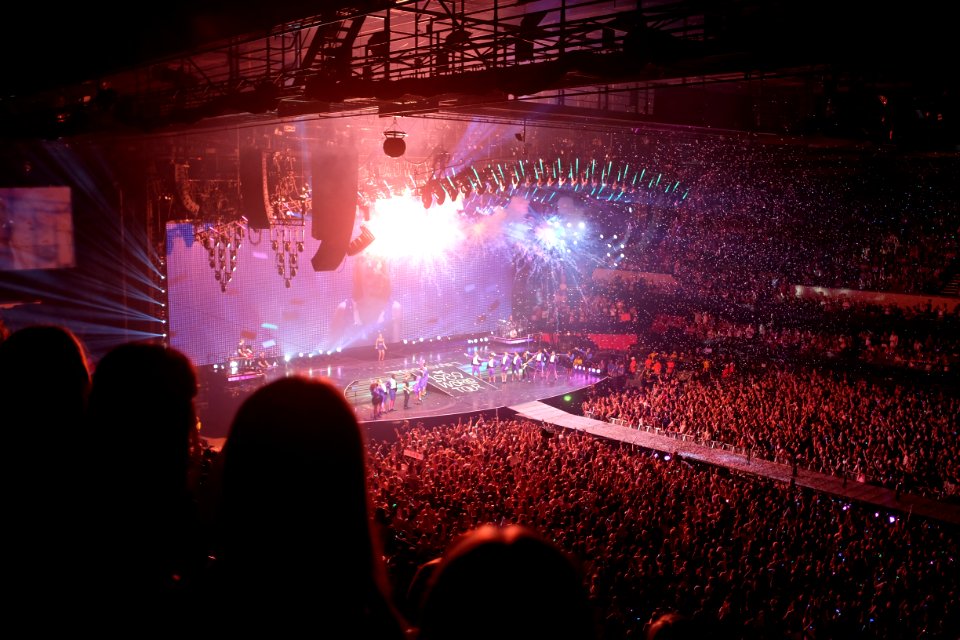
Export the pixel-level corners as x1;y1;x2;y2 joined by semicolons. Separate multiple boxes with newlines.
2;319;957;638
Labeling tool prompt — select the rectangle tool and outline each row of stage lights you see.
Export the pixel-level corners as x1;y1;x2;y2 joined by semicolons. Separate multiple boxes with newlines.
215;335;465;369
419;157;689;210
572;364;604;375
154;253;168;340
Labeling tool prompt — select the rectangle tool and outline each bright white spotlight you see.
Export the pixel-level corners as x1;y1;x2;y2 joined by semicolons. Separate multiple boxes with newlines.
363;194;464;261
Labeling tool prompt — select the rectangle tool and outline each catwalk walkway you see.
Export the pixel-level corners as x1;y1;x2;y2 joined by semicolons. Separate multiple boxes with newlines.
511;400;960;527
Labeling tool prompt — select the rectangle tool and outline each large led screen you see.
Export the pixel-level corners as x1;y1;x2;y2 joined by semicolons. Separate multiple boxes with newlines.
166;213;513;366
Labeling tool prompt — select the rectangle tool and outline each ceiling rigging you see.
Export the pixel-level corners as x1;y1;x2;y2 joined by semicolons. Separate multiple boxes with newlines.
1;0;955;150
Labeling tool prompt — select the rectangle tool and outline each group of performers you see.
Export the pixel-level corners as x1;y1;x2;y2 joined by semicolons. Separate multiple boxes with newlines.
235;339;272;373
466;347;563;383
369;360;428;419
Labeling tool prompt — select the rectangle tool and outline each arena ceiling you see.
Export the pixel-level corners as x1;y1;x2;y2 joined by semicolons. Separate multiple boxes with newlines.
1;0;956;152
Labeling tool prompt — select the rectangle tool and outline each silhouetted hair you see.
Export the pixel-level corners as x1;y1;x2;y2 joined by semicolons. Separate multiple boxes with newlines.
83;342;203;620
205;376;405;636
87;341;199;483
0;324;91;618
418;524;597;640
0;324;90;432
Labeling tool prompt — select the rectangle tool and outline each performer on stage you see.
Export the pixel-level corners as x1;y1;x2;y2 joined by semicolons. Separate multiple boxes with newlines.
387;373;397;411
375;332;387;362
237;338;254;369
547;350;559;381
534;348;546;380
500;351;511;383
414;361;428;403
505;314;521;338
511;351;522;382
520;349;533;382
370;378;383;419
487;352;498;384
400;375;410;409
466;350;482;377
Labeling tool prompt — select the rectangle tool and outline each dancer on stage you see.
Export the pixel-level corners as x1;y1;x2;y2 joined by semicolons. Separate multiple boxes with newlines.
511;351;522;382
400;375;410;409
520;350;533;382
466;350;482;377
487;352;498;384
414;361;428;403
534;348;546;381
375;332;387;362
547;350;559;381
500;351;510;383
237;338;254;370
387;373;397;411
370;378;383;419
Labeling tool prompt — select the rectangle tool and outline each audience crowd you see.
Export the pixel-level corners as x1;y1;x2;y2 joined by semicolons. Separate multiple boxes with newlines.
581;363;960;500
605;139;960;298
2;316;959;638
366;418;959;639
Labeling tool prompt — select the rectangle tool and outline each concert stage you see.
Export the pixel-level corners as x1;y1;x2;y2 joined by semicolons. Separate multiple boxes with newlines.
195;339;605;442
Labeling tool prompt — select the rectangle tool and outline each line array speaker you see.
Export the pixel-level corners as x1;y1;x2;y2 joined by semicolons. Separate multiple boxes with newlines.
310;147;358;272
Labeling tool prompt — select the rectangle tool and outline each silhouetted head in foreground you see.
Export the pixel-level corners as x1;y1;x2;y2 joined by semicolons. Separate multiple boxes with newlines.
0;324;90;434
418;523;597;640
0;324;91;619
206;375;406;637
84;341;204;618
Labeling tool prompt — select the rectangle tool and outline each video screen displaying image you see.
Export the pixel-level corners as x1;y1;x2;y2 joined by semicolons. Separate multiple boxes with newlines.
0;186;75;271
166;211;513;367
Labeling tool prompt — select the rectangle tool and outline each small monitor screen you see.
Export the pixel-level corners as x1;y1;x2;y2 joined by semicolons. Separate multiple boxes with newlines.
0;186;75;271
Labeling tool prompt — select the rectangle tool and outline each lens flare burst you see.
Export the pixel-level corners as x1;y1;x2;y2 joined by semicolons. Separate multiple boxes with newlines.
364;194;465;262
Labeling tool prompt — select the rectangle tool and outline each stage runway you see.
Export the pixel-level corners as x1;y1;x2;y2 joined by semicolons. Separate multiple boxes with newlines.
195;338;605;441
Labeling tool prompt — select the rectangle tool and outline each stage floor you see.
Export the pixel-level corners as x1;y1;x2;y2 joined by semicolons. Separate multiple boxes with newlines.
195;340;605;441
